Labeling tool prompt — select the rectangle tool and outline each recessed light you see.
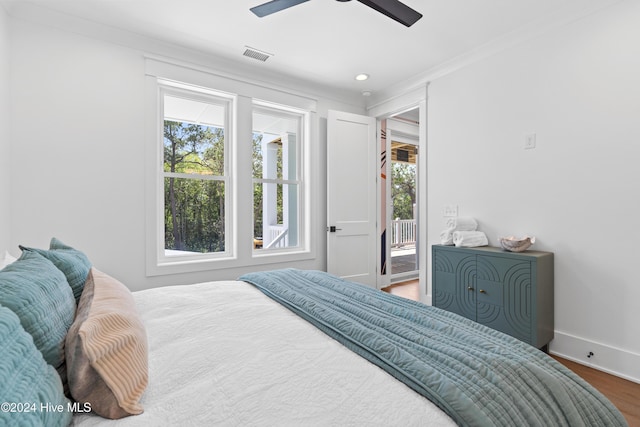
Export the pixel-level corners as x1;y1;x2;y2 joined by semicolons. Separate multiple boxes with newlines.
355;73;369;81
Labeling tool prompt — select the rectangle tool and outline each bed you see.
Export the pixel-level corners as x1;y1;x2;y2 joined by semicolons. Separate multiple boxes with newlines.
0;241;629;427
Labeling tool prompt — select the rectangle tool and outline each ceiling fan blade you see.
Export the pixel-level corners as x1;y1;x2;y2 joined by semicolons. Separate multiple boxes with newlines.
250;0;311;17
356;0;422;27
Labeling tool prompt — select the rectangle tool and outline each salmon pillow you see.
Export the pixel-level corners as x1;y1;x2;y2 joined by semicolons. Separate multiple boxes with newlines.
66;268;148;419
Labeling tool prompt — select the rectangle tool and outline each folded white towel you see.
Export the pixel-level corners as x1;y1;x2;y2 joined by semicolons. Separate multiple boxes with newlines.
0;250;17;270
446;217;478;231
439;230;454;245
453;231;488;248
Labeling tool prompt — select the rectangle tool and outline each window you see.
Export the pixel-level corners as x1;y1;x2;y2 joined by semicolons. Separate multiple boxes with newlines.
252;103;304;252
161;87;231;259
145;64;316;276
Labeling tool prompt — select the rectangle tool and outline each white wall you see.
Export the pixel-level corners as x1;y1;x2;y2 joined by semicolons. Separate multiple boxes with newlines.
0;5;11;252
427;0;640;381
7;12;364;289
8;0;639;383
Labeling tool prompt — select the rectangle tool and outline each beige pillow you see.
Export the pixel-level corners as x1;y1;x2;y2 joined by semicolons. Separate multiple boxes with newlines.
66;268;148;419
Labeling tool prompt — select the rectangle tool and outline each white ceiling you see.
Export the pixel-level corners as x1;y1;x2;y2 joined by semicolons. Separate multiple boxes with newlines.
2;0;619;100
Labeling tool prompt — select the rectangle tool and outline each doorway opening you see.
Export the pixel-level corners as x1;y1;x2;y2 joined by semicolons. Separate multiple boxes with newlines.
390;139;418;280
384;108;420;285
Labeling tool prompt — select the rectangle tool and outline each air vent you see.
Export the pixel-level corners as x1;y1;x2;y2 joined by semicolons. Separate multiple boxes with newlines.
243;46;273;62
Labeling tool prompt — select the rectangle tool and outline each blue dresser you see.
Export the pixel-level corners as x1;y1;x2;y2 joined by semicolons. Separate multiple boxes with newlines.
432;245;554;349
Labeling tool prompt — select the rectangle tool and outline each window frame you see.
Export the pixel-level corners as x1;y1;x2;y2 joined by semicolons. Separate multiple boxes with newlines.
251;101;308;256
159;83;233;263
144;59;317;277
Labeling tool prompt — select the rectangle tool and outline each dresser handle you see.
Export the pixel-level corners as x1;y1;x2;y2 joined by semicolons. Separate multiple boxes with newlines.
467;286;474;291
479;289;486;294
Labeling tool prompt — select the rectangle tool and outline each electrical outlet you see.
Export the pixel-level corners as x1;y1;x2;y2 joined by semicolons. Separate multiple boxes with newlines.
525;133;536;150
443;205;458;217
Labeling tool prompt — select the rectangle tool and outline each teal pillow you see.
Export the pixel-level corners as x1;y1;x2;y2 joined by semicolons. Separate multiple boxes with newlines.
0;305;73;427
0;250;76;370
20;237;91;302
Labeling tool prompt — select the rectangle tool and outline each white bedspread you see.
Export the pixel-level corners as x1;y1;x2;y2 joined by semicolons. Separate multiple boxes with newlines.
72;280;454;426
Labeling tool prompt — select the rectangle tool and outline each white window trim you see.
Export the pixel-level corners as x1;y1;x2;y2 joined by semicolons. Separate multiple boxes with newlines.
144;58;318;277
158;82;234;265
252;100;309;256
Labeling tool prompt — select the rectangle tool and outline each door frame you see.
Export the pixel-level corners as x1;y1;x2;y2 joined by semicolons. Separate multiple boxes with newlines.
369;85;428;300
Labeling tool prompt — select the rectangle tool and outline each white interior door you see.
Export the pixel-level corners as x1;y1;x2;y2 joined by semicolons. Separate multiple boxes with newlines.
327;110;377;288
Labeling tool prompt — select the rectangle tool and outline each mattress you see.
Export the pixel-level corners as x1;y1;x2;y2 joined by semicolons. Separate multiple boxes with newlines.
71;280;455;426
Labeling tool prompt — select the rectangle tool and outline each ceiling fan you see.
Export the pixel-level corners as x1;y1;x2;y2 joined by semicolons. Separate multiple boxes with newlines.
250;0;423;27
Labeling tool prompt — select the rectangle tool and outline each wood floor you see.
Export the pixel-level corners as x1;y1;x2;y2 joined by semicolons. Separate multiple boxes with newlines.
383;279;421;301
382;280;640;426
551;355;640;426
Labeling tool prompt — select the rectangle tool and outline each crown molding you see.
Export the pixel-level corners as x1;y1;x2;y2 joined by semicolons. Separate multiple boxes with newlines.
367;0;623;109
6;2;365;111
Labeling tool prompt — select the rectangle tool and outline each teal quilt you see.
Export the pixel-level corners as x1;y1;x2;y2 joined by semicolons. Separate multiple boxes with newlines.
240;269;627;427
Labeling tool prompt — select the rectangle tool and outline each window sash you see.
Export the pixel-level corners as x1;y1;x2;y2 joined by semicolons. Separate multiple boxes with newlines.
166;172;226;182
158;83;233;262
252;102;306;254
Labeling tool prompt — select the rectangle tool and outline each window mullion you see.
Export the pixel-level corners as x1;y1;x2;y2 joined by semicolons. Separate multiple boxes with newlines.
235;95;254;261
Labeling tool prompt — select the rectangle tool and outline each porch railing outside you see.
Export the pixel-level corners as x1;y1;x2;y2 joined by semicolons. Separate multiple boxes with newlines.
391;219;416;248
265;225;288;249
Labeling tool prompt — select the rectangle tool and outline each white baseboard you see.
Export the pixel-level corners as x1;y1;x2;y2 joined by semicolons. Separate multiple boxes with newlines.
421;295;640;384
549;330;640;384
